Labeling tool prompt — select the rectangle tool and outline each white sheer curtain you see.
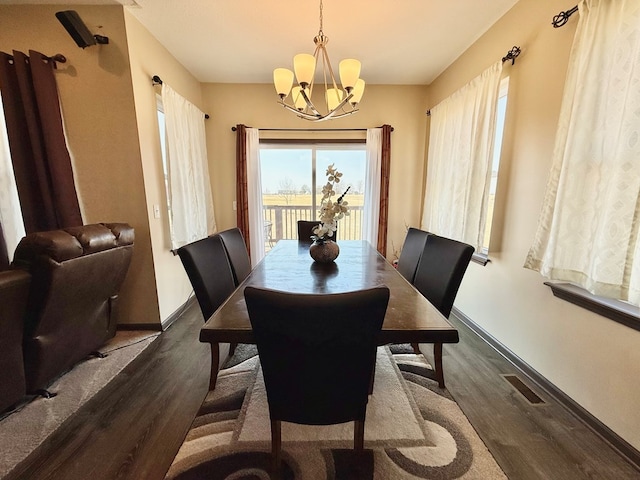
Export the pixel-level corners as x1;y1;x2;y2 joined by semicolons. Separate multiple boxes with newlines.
161;83;216;250
0;93;25;261
525;0;640;306
246;128;265;266
362;128;382;247
421;61;503;251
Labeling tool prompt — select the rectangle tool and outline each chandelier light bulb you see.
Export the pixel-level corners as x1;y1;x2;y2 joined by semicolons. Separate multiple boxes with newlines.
326;88;344;111
273;68;294;98
291;86;308;111
350;78;365;105
293;53;316;88
339;59;361;92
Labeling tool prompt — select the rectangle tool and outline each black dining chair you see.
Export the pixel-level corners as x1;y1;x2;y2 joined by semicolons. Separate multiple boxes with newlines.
177;235;237;321
216;227;252;286
244;285;390;474
297;220;338;242
396;227;430;284
297;220;319;242
412;234;474;388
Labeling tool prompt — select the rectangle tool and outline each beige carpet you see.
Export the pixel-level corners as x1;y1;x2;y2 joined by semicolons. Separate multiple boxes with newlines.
0;330;159;479
166;345;507;479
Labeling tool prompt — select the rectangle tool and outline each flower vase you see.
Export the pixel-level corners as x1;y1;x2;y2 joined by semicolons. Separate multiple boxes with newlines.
309;239;340;263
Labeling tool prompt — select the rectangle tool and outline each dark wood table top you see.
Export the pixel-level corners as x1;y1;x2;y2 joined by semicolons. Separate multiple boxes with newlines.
200;240;459;345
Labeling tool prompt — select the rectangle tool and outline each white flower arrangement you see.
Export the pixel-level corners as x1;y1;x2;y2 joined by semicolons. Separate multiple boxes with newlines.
312;164;350;243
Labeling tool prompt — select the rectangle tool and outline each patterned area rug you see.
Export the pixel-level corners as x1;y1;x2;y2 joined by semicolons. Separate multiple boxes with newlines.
166;345;507;479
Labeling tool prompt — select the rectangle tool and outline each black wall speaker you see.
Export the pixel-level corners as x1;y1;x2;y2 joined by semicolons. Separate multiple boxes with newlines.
55;10;109;49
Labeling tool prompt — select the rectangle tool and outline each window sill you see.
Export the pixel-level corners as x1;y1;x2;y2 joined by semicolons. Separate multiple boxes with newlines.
544;282;640;332
471;253;490;266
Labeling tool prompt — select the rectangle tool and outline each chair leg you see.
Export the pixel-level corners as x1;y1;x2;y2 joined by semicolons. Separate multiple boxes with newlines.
271;419;282;476
368;352;377;395
411;342;446;388
368;366;375;395
434;343;445;388
354;419;365;451
208;343;220;390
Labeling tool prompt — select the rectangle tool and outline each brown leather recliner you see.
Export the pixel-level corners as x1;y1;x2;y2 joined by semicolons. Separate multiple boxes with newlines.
12;223;134;393
0;269;31;412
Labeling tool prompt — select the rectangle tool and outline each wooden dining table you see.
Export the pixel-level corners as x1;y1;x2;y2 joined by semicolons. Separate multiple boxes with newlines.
200;240;459;389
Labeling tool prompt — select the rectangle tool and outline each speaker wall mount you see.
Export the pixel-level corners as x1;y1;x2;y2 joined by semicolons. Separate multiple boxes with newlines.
55;10;109;49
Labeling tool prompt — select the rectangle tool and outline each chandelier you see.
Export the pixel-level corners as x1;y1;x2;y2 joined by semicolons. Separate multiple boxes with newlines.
273;0;365;121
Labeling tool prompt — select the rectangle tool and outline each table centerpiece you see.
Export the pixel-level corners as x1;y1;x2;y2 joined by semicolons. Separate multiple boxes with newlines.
309;164;350;263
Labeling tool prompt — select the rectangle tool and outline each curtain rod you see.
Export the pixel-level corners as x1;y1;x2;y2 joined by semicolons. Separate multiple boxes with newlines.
231;126;393;132
151;75;210;119
5;52;66;63
48;53;66;64
426;45;520;116
501;46;521;65
552;5;578;28
5;52;66;67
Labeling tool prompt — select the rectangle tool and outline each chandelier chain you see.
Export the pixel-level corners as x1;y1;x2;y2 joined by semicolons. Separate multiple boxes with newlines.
318;0;324;35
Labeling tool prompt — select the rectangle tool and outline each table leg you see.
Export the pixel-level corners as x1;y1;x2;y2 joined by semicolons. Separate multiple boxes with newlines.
208;343;220;391
410;342;445;388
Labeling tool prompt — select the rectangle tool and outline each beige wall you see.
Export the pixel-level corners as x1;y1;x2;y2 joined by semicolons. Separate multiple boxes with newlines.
3;0;638;452
427;0;640;449
0;5;160;326
124;10;204;323
201;83;429;260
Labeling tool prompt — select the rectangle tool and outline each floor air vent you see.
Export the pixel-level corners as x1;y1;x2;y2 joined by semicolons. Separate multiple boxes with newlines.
503;374;545;404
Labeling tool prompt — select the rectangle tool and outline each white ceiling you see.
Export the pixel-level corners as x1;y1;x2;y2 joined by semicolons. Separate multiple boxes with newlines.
4;0;520;85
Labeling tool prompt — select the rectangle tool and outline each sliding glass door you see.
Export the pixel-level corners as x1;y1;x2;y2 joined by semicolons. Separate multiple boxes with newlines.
259;143;366;250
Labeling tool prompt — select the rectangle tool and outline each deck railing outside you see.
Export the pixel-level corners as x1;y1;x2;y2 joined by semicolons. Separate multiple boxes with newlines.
263;205;364;245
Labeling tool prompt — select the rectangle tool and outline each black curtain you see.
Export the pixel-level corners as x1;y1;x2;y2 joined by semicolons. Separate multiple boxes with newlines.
0;50;82;234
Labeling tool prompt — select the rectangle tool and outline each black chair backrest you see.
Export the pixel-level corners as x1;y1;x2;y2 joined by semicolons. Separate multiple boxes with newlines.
244;285;390;425
297;220;319;242
297;220;338;242
217;228;252;286
177;235;236;320
413;234;474;318
396;227;430;284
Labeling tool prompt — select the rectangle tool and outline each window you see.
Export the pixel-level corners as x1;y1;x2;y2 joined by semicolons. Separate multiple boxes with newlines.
156;84;216;250
482;76;509;256
259;142;366;249
421;61;506;259
525;1;639;307
156;95;174;239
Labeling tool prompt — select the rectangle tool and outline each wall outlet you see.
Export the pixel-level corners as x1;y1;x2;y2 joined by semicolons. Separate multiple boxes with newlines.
232;201;237;211
153;204;161;219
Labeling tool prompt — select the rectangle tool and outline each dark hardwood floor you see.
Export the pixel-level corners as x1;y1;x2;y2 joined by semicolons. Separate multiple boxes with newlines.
5;301;639;480
442;315;639;480
4;301;211;480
